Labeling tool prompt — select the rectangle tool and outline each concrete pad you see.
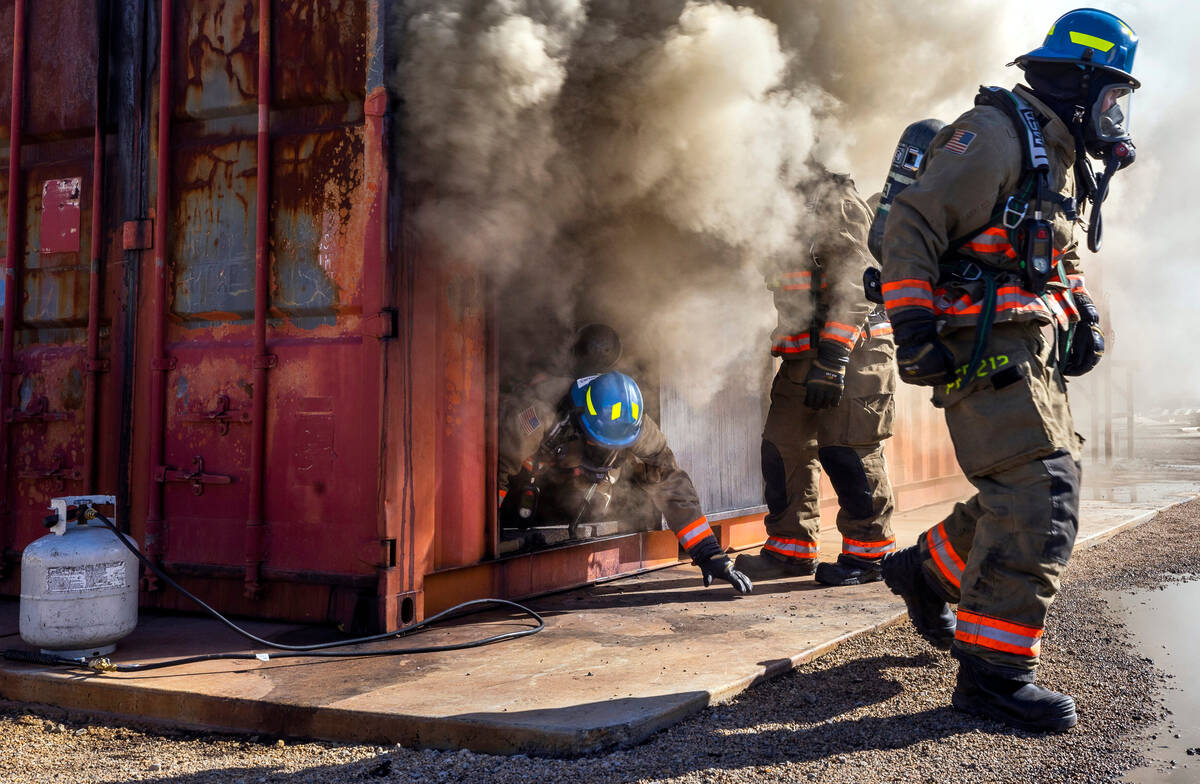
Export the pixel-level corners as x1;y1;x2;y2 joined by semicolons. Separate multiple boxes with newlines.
1;459;1198;757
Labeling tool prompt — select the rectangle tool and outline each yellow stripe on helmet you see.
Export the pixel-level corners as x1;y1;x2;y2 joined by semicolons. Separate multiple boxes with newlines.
631;402;639;420
1069;31;1115;52
611;402;622;420
586;386;597;416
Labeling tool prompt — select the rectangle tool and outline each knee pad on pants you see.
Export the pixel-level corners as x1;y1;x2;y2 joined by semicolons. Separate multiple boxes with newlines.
818;445;874;520
761;439;787;515
1042;450;1081;565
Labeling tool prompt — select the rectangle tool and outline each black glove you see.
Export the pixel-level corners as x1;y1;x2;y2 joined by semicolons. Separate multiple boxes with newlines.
1061;293;1105;377
698;553;754;595
804;342;849;409
687;535;753;594
892;312;955;386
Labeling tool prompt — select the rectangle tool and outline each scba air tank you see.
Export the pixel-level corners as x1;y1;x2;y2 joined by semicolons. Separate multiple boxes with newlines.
20;496;138;658
867;118;946;263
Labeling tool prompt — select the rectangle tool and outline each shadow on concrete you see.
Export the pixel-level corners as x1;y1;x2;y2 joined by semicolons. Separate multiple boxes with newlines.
84;651;980;783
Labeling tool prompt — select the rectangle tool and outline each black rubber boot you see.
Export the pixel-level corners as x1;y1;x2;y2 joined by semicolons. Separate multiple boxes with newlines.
952;658;1078;732
732;549;816;579
815;553;882;586
880;545;956;649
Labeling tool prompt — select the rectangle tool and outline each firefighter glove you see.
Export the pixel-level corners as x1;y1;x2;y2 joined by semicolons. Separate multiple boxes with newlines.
699;553;754;595
804;342;850;409
1062;293;1105;376
892;313;955;386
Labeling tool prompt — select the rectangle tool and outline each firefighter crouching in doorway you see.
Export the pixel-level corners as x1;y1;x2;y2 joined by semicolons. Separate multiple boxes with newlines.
879;9;1139;732
498;328;752;595
733;173;899;587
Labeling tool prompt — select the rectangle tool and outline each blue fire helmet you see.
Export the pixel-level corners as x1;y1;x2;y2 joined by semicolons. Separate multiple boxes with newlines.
1015;9;1139;88
569;372;644;448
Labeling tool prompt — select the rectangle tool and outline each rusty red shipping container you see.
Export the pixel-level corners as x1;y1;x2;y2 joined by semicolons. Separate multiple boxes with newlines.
0;0;966;632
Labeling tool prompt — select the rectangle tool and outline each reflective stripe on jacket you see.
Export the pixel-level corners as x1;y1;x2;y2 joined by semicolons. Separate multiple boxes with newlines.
881;86;1090;332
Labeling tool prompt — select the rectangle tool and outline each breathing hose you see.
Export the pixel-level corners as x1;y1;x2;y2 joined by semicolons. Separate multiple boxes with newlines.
4;507;544;672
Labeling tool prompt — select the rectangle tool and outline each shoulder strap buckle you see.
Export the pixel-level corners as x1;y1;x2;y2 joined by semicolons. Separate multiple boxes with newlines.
957;261;984;281
1002;196;1028;229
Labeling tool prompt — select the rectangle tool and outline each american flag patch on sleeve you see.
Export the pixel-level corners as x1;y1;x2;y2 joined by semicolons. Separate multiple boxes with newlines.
519;406;541;436
945;128;976;155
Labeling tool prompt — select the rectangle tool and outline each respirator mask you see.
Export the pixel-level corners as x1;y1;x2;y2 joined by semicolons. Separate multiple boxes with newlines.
1076;76;1138;251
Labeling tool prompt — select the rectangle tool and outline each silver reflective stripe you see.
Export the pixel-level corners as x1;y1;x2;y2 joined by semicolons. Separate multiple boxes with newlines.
969;233;1010;247
844;541;895;555
766;537;818;556
883;286;932;302
957;615;1042;652
926;526;963;583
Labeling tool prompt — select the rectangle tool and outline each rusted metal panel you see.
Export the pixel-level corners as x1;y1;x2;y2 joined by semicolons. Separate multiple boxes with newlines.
274;0;366;107
176;0;257;121
171;139;256;321
23;0;97;138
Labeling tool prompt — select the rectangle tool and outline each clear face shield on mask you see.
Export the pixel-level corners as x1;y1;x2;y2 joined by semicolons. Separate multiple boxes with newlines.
1092;84;1134;143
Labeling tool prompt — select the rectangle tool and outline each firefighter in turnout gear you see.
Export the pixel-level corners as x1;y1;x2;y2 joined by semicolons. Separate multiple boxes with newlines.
733;172;898;587
878;9;1139;732
498;370;753;595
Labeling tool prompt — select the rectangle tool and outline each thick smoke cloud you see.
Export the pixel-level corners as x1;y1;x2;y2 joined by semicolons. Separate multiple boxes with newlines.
392;0;1196;415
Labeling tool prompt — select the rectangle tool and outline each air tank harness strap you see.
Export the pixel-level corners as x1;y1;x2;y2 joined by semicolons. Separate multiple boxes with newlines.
941;261;1001;385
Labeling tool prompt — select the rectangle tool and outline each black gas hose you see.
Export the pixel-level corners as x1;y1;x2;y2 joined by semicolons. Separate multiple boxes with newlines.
5;506;543;672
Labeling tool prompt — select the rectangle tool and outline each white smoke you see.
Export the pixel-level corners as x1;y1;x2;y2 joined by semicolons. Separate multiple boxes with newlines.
392;0;1197;412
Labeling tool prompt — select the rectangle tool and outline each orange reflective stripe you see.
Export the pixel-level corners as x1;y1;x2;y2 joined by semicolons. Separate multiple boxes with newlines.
773;332;812;354
764;536;818;560
842;537;896;559
883;279;934;311
882;279;932;294
925;522;964;588
884;297;935;309
498;489;508;502
870;324;893;337
821;321;860;349
676;516;714;550
956;610;1043;657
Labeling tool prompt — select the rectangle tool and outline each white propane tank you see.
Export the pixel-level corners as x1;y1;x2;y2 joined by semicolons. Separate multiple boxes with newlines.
19;495;139;658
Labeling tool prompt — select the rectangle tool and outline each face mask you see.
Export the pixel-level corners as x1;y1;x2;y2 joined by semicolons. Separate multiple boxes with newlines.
1092;84;1133;143
1083;80;1137;166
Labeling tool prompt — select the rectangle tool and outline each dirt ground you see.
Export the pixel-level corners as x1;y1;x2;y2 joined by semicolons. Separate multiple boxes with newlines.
1;488;1196;783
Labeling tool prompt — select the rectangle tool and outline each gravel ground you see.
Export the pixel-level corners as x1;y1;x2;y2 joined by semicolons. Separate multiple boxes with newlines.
1;497;1197;784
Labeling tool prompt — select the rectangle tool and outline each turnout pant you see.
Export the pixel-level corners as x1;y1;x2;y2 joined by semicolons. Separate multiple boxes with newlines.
918;322;1082;679
761;333;897;565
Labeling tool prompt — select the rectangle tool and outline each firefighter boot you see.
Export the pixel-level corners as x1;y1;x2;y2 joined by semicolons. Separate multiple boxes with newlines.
880;545;956;649
815;553;882;586
733;549;816;579
952;656;1078;732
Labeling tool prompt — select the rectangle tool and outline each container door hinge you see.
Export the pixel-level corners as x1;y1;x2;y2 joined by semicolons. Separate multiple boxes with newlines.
151;356;177;371
84;358;111;373
155;456;234;496
122;219;154;250
363;309;397;339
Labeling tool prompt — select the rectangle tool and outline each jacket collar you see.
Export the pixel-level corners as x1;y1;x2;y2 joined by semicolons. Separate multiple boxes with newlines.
1013;84;1076;168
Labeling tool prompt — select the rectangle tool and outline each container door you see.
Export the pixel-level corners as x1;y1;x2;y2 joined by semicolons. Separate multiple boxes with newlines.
0;1;121;589
124;0;387;625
